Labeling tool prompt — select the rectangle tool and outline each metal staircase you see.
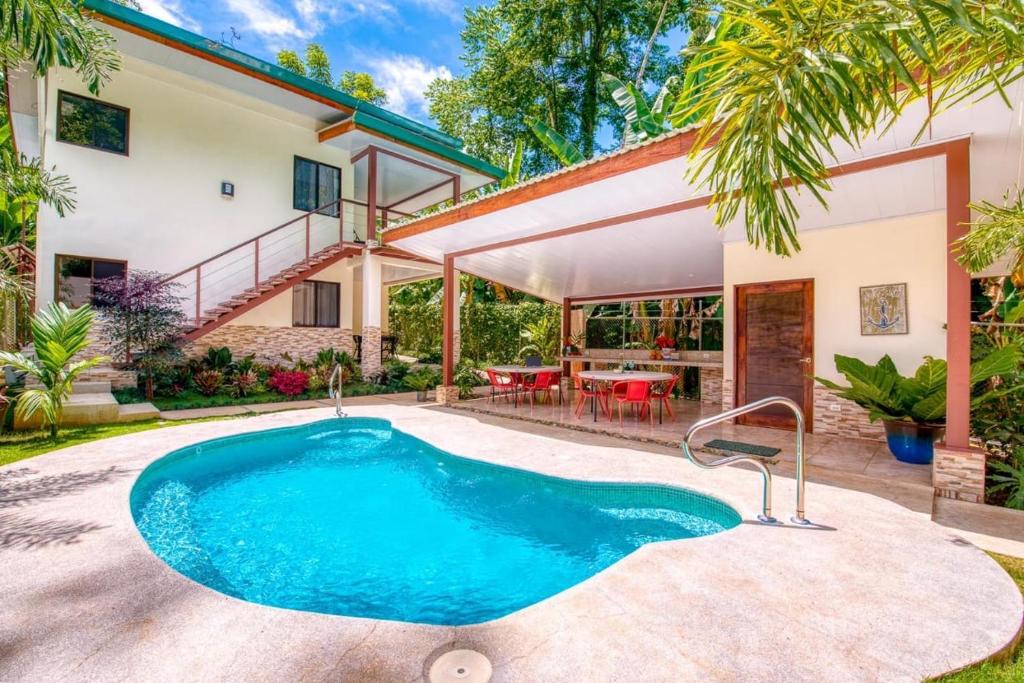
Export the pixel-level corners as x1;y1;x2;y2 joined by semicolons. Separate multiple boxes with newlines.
162;198;376;340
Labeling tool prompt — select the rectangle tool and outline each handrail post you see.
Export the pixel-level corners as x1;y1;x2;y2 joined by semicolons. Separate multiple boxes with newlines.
254;238;260;288
329;363;346;417
305;214;311;260
338;199;344;244
680;395;810;526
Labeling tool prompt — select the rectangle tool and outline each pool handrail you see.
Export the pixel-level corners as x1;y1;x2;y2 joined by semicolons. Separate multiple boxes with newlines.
680;396;809;526
328;364;347;417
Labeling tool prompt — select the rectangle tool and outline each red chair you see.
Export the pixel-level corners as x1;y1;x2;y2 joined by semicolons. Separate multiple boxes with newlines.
573;375;609;419
610;380;654;426
650;375;679;421
486;369;516;402
523;371;558;406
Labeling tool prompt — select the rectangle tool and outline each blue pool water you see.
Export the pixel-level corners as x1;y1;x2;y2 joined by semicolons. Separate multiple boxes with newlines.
131;418;740;625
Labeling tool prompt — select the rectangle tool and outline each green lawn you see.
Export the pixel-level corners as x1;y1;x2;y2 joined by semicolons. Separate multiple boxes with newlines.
0;416;235;467
937;552;1024;682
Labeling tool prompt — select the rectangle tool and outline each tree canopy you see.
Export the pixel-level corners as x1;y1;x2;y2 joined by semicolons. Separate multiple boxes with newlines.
276;45;388;105
425;0;706;174
675;0;1024;266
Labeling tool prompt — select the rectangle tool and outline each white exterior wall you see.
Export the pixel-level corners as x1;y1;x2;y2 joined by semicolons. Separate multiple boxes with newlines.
226;259;355;328
35;59;354;306
723;211;948;385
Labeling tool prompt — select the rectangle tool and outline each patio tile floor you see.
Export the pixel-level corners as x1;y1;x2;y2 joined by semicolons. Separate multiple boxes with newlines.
452;390;934;489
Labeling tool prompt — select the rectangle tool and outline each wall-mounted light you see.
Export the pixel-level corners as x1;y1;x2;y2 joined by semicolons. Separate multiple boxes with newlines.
221;181;235;198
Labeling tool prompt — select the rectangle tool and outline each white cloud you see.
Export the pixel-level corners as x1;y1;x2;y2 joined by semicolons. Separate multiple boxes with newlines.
138;0;201;31
293;0;397;33
407;0;460;21
369;55;451;117
225;0;310;40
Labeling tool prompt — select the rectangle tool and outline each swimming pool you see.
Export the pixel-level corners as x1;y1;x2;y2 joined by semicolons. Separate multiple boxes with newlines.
131;418;740;625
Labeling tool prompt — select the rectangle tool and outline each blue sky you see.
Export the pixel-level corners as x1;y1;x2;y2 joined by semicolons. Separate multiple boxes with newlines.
136;1;686;129
135;0;487;122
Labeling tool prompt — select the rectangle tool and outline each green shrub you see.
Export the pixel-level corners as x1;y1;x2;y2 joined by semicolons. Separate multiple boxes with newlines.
390;301;561;363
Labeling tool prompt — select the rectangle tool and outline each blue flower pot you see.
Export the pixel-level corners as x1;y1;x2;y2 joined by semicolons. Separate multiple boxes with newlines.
882;420;945;465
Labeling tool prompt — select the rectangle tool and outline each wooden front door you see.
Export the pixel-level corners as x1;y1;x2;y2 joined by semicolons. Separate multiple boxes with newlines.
735;279;814;430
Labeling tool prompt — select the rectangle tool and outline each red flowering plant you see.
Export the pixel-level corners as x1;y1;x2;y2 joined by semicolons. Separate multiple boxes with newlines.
654;335;676;350
268;370;310;396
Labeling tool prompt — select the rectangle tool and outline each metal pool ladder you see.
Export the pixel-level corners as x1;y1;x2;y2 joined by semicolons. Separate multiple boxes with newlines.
681;396;810;526
328;364;347;418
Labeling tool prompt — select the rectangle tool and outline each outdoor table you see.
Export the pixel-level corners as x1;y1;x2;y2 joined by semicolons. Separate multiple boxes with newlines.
577;370;674;423
489;365;563;406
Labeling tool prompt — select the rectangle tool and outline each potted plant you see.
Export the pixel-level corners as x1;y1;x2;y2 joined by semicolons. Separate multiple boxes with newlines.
816;347;1021;464
563;334;582;356
403;370;434;402
654;334;676;360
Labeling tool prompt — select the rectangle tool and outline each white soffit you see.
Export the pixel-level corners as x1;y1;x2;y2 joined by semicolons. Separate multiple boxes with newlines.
108;27;345;127
329;133;493;214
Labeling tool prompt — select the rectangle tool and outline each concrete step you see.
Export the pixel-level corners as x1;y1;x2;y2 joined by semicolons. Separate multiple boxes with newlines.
14;392;120;429
118;402;160;422
72;380;112;394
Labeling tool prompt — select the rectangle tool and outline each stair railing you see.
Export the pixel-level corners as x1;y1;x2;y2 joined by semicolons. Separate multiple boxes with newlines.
680;396;810;526
161;197;384;329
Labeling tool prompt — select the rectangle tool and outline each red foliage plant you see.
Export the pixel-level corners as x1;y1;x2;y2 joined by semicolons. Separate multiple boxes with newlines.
268;371;309;396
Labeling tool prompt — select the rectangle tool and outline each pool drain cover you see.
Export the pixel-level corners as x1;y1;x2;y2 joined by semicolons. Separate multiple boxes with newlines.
428;649;492;683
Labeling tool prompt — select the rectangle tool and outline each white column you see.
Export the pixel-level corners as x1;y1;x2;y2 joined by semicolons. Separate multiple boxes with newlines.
360;251;383;376
338;260;355;356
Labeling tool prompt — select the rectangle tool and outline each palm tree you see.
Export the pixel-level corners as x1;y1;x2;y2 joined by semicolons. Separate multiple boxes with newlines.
672;0;1024;268
0;302;108;438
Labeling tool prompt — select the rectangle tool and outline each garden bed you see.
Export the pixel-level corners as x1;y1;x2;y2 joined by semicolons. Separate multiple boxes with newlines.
114;383;405;412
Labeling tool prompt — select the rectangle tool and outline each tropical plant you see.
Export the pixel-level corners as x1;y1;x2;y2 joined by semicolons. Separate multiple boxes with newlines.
453;361;484;399
402;369;436;393
988;452;1024;510
229;369;260;398
519;315;561;364
498;140;524;190
527;119;585;167
192;369;223;396
93;270;185;399
816;346;1023;424
957;189;1024;281
673;0;1024;260
203;347;233;372
601;74;678;146
0;303;108;438
0;0;121;97
268;370;309;396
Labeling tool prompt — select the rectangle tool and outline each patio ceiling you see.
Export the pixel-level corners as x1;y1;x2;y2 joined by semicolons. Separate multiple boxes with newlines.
384;151;946;302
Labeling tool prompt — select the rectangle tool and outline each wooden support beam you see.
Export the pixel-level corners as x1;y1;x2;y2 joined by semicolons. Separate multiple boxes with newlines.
944;138;972;449
442;255;456;386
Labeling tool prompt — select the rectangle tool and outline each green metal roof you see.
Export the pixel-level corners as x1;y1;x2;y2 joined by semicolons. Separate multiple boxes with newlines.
83;0;504;179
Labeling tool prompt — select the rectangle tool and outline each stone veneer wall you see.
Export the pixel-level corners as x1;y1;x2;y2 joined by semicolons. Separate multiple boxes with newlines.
933;444;987;503
700;367;723;405
435;385;460;405
721;377;735;411
812;384;885;441
359;326;382;377
187;325;355;364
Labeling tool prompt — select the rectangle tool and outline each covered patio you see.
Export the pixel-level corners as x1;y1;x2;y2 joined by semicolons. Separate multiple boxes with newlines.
382;88;1024;504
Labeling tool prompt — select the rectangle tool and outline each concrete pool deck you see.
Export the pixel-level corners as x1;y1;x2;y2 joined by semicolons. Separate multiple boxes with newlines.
1;405;1021;681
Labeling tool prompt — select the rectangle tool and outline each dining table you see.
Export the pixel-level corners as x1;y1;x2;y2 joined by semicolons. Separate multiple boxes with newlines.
576;370;675;423
488;365;564;406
